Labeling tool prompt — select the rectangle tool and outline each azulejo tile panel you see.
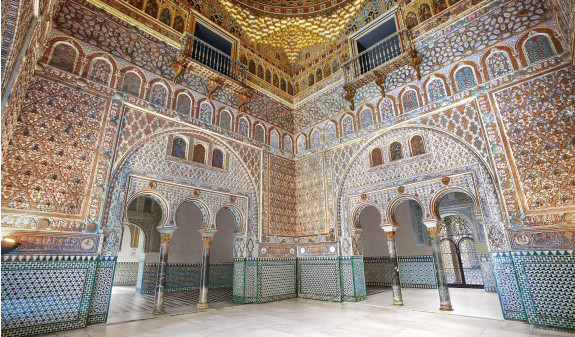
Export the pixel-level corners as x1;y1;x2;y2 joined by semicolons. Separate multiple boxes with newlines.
140;262;233;294
88;257;116;325
1;256;99;337
298;257;342;302
113;262;139;286
491;251;528;321
364;256;437;289
511;250;575;329
258;258;297;303
478;254;497;292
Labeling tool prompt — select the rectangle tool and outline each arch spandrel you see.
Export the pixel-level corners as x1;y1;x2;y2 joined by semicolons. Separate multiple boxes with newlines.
336;125;510;255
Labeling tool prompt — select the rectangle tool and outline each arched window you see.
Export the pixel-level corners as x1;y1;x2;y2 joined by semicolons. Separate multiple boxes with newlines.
49;43;77;73
273;74;279;87
198;102;213;124
410;135;425;156
254;124;265;143
270;130;280;148
265;69;272;83
257;65;264;78
173;15;185;33
249;60;256;74
308;74;315;86
121;72;142;97
402;90;419;113
370;148;383;167
175;93;192;115
433;0;448;13
238;117;249;137
284;136;293;153
316;68;323;82
332;58;340;72
390;141;403;161
326;121;337;141
524;34;554;64
287;82;294;95
486;51;513;79
418;3;432;22
342;115;354;136
212;149;224;168
159;8;171;26
324;64;332;77
150;83;168;107
144;0;159;17
193;144;206;163
360;109;374;129
310;129;321;148
171;137;187;158
380;98;395;120
454;66;477;92
405;11;418;30
219;110;232;130
88;58;112;85
240;55;248;65
427;78;447;102
297;135;306;153
280;79;287;92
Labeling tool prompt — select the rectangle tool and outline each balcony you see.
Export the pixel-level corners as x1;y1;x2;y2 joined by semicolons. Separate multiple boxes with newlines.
342;29;420;109
188;34;247;84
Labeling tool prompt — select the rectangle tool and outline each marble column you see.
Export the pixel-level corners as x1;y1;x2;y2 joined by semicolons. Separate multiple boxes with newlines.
382;225;403;306
152;229;174;315
197;232;215;309
424;220;453;311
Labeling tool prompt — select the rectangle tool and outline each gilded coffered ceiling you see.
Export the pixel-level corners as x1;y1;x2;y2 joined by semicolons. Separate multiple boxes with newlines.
220;0;367;65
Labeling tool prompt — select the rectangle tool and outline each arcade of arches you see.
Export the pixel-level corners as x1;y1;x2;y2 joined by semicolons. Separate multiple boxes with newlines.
1;0;574;335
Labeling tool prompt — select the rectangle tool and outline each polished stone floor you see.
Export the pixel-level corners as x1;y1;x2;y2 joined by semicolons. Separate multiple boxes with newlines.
43;288;574;337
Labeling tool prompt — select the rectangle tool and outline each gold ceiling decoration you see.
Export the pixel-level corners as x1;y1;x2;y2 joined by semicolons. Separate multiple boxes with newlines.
219;0;367;63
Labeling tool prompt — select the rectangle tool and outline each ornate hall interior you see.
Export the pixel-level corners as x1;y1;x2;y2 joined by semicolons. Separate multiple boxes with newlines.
1;0;574;335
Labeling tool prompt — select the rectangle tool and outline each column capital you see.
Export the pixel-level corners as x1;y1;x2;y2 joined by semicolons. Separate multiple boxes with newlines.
201;236;213;246
422;219;440;228
160;233;172;243
427;226;440;238
384;231;396;241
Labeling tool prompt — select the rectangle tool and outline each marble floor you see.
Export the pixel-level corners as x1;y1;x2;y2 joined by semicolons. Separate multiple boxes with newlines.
42;288;574;337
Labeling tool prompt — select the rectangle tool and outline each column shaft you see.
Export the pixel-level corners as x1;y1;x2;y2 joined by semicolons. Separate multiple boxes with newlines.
197;236;212;309
428;227;453;311
386;231;403;306
152;233;171;314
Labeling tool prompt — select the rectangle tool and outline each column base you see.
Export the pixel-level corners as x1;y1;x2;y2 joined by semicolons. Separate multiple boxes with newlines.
151;309;165;315
439;305;454;311
197;303;209;309
393;301;404;306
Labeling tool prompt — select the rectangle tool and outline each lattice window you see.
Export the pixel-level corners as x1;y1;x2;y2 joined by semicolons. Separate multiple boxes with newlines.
370;148;383;166
257;65;264;78
171;137;187;158
360;109;374;129
410;135;425;156
49;43;77;73
199;102;213;124
486;51;513;79
308;74;315;86
454;66;477;92
219;110;232;130
273;74;279;87
297;135;306;153
332;58;340;72
418;3;432;22
249;60;256;74
380;98;395;120
266;69;272;82
324;64;332;77
310;130;321;148
159;8;171;25
88;58;112;85
524;34;554;64
175;93;192;115
173;16;185;33
270;130;280;148
389;141;403;161
284;136;293;153
326;122;337;140
212;149;224;168
193;144;206;163
238;117;249;137
402;90;419;113
316;68;323;82
121;72;142;97
150;83;168;107
254;124;265;143
342;115;354;136
427;78;447;102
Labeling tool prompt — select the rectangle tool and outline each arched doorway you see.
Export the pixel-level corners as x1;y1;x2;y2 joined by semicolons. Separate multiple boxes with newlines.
108;195;164;321
439;215;483;287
